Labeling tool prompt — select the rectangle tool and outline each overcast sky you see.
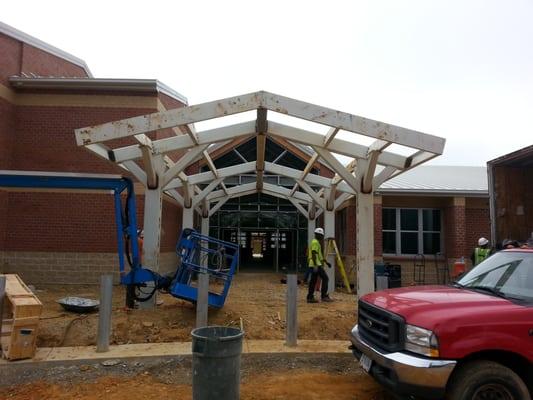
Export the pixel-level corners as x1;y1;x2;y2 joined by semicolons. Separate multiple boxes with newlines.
3;0;532;165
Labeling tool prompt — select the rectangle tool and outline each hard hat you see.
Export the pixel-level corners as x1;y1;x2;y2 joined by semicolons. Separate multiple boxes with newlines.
478;237;489;246
314;227;324;236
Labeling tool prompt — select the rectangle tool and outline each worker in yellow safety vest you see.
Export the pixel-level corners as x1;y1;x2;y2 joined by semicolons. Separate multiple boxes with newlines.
307;227;333;303
471;237;491;266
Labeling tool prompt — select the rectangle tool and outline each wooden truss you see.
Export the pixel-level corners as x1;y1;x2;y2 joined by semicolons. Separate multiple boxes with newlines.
75;91;445;298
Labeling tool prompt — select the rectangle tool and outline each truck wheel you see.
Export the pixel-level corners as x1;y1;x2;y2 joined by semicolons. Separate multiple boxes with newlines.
447;360;531;400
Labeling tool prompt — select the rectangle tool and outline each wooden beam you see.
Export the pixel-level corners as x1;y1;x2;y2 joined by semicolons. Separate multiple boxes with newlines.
289;153;319;197
373;166;397;188
121;161;147;185
208;198;227;216
312;146;360;192
75;91;263;146
261;91;445;154
264;161;356;195
327;184;337;211
165;161;256;189
162;144;208;187
332;158;356;185
140;147;160;189
203;150;219;178
192;178;224;208
268;121;408;169
323;127;340;147
256;108;267;191
111;121;256;164
334;192;352;210
297;180;325;208
361;150;380;193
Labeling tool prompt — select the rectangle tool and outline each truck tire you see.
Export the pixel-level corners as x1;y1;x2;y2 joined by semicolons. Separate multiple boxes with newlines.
447;360;531;400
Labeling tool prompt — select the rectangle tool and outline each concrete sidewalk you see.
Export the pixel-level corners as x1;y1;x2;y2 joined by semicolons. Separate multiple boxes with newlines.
1;340;351;365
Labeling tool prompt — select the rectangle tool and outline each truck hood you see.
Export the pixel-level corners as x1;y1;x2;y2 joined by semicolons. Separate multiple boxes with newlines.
361;285;516;330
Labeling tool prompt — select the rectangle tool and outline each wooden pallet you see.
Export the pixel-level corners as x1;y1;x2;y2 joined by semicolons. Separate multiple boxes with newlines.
1;274;42;360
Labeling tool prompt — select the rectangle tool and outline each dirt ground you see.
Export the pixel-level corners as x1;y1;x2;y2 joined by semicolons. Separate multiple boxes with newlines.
2;370;389;400
35;273;357;347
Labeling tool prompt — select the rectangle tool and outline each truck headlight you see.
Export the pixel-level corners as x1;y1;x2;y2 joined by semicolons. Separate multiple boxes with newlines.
405;324;439;357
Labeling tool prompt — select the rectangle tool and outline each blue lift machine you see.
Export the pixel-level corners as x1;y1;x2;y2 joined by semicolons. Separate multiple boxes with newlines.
0;171;238;308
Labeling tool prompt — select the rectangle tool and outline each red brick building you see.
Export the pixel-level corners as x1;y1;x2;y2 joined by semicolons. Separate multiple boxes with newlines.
335;166;490;286
0;21;187;284
0;21;491;287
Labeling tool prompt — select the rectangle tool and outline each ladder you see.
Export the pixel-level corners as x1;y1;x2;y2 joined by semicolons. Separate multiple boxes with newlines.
325;238;352;294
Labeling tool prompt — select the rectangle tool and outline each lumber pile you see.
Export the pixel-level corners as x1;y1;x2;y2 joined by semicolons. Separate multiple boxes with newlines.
1;274;42;360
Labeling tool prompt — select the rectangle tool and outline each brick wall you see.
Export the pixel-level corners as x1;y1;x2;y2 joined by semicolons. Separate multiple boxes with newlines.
12;105;155;173
466;198;491;252
444;199;467;259
0;33;22;85
0;28;187;285
0;32;88;84
338;195;491;288
20;43;88;78
0;97;15;169
0;250;178;284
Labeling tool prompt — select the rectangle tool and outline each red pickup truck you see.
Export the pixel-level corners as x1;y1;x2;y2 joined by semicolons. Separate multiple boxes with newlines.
350;249;533;400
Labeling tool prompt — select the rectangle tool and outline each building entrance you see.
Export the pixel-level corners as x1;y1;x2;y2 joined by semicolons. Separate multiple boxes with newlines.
220;228;300;272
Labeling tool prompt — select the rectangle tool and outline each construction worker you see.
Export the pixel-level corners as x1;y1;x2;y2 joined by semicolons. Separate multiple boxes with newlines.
471;237;491;266
307;227;333;303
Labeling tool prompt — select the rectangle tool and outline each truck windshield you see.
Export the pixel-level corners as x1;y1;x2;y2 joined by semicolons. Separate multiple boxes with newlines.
457;252;533;303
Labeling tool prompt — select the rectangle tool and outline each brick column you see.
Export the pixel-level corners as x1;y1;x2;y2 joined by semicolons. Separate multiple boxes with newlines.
445;197;467;259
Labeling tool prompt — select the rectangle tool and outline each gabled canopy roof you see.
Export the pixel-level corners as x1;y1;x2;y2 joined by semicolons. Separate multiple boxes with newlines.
75;90;446;217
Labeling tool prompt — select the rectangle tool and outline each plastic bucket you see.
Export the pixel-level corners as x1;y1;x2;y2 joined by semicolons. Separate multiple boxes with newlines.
191;326;244;400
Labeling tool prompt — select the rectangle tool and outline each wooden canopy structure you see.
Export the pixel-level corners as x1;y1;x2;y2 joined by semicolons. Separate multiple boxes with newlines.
75;90;445;300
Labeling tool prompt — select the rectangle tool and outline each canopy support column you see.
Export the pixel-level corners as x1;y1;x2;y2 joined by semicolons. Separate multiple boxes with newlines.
324;209;335;294
196;209;210;328
183;206;194;229
140;156;165;309
356;192;375;297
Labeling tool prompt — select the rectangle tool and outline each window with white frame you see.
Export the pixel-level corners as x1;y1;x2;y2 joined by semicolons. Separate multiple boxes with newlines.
383;208;442;255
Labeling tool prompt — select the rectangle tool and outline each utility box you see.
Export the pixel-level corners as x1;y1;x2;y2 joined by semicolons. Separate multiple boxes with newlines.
1;274;42;360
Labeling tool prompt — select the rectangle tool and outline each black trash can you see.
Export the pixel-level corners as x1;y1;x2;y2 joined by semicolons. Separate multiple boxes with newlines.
191;326;244;400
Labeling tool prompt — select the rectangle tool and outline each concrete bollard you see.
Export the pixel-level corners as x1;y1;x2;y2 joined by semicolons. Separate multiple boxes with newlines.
96;274;113;352
285;274;298;347
196;272;209;328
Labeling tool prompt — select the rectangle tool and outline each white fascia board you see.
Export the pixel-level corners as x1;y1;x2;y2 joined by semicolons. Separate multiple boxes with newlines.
267;121;407;169
75;92;263;146
261;91;445;154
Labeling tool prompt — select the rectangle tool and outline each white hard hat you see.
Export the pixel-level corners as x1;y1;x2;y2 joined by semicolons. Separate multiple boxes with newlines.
314;227;324;236
478;237;489;246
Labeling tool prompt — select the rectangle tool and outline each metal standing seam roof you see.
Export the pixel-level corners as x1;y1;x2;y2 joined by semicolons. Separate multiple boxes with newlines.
377;165;488;196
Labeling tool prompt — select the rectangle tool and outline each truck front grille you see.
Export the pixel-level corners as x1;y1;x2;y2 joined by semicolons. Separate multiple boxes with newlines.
358;300;405;352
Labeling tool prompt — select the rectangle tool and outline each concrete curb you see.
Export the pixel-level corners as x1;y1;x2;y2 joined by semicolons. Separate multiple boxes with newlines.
1;340;351;365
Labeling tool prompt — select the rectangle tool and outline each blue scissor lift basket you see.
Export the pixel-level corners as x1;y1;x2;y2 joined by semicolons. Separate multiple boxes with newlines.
169;228;239;308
